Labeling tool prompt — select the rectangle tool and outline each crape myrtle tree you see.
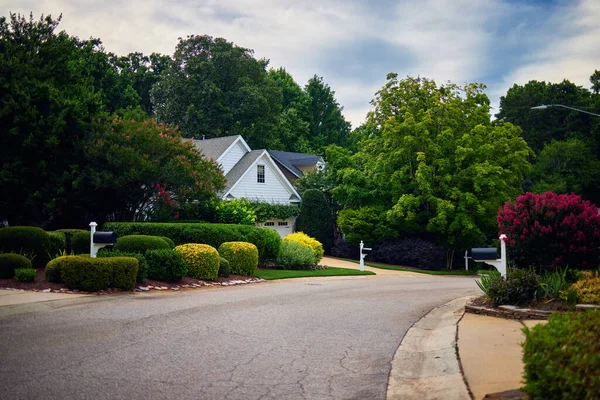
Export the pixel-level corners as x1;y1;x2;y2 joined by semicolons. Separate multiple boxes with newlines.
329;74;532;267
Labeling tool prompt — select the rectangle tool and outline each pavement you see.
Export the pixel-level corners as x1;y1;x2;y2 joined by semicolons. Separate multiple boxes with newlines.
0;258;542;399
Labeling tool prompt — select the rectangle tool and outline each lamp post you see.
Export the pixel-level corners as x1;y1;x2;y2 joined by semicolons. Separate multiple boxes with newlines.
531;104;600;118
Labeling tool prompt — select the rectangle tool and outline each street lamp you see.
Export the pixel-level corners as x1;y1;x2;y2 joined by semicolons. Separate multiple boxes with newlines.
531;104;600;118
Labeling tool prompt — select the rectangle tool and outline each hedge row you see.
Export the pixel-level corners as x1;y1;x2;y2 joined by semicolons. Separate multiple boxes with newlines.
103;222;281;264
0;226;50;268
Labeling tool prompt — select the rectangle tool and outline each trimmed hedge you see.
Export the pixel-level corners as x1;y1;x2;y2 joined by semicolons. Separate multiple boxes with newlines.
46;255;138;291
0;226;51;268
71;231;90;254
277;240;316;270
144;249;187;282
174;244;220;280
0;253;33;278
218;257;230;278
45;256;65;282
98;249;149;282
55;229;88;253
114;235;170;253
283;232;324;264
218;242;259;276
47;231;67;257
522;310;600;399
487;268;540;306
103;222;278;264
159;236;175;248
15;268;36;282
297;189;334;253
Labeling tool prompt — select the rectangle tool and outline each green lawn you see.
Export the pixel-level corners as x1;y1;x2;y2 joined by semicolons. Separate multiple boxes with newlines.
255;267;376;280
336;258;477;276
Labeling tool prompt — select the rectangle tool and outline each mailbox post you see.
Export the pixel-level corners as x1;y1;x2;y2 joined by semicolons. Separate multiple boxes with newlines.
471;234;507;277
359;241;372;272
89;221;118;258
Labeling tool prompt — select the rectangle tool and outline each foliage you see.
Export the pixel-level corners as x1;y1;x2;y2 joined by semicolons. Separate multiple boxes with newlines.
108;257;139;290
538;268;571;300
256;228;281;264
330;237;359;260
71;231;91;254
174;243;220;280
151;34;282;149
114;235;170;253
143;249;187;282
328;75;532;257
97;249;148;282
371;237;446;270
0;226;50;268
58;255;138;291
283;232;324;263
14;268;36;282
498;192;600;272
0;253;32;279
337;207;395;246
47;232;67;258
276;240;316;270
569;271;600;304
255;267;375;280
475;270;502;297
297;189;334;253
159;236;175;248
522;310;600;399
45;256;65;282
104;222;274;265
249;201;300;223
55;229;88;253
215;199;256;225
218;242;259;276
486;269;540;306
218;257;230;278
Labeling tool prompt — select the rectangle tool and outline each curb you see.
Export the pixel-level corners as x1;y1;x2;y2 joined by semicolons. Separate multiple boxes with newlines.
387;296;473;400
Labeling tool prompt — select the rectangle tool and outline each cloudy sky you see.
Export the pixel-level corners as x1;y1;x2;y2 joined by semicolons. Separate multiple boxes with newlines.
3;0;599;127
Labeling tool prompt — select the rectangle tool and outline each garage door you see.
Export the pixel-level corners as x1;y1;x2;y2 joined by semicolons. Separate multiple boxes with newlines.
263;220;292;238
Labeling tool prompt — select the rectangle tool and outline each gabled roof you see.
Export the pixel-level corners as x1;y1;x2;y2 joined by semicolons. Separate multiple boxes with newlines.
185;135;250;162
268;150;324;178
223;150;264;193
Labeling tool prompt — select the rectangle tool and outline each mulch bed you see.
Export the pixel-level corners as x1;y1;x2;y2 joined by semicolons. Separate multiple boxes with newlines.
469;296;575;312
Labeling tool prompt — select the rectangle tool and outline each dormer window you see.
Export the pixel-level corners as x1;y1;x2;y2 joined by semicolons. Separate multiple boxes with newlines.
257;165;265;183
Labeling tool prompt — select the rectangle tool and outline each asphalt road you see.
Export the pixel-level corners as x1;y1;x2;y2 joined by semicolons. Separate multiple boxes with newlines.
0;274;478;400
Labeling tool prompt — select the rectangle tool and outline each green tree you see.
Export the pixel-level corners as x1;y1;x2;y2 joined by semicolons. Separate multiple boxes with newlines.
150;35;282;149
590;70;600;95
297;189;334;252
329;75;532;263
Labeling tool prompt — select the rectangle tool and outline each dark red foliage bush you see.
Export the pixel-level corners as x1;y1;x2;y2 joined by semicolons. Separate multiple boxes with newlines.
371;237;446;270
498;192;600;272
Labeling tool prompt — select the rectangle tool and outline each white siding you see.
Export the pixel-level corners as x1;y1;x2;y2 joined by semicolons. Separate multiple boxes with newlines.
229;154;293;204
219;141;247;175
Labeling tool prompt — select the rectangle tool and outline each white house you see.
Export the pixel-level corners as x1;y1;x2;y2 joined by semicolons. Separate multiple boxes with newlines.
187;135;302;237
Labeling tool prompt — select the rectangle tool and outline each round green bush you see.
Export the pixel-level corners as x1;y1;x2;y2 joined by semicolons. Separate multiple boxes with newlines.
14;268;36;282
98;249;149;282
114;235;170;253
218;242;259;276
255;228;281;264
159;236;176;248
522;310;600;399
47;231;67;257
104;257;139;290
218;257;230;278
277;240;316;270
144;249;187;282
46;256;66;282
174;243;220;280
0;253;33;278
0;226;51;268
487;268;540;306
71;231;91;254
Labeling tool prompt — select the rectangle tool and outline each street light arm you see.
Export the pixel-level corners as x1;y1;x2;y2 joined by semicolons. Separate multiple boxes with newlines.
531;104;600;117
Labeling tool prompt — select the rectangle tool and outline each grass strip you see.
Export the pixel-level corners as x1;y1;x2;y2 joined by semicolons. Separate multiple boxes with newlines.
335;258;477;276
255;267;375;280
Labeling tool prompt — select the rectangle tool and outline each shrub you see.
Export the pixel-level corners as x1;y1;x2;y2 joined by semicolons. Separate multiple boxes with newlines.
159;236;175;248
218;242;259;276
57;256;138;291
218;257;230;278
498;192;600;272
569;271;600;304
283;232;324;264
487;268;540;306
277;240;316;270
47;231;67;258
0;253;32;279
98;250;149;282
174;244;220;280
114;235;170;253
71;231;91;254
297;189;334;253
522;310;600;399
337;206;396;246
538;268;570;300
0;226;51;268
371;237;446;270
215;199;256;225
45;256;66;282
331;237;359;260
105;257;139;290
55;229;88;253
256;228;281;264
14;268;36;282
475;270;502;297
144;249;187;282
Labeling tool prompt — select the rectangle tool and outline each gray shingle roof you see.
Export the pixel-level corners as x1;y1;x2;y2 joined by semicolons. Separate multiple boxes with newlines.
268;150;323;177
223;150;265;193
185;135;240;161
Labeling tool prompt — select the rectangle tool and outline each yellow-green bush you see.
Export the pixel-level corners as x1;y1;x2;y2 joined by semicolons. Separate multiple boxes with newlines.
569;271;600;304
283;232;324;263
174;243;220;280
218;242;258;276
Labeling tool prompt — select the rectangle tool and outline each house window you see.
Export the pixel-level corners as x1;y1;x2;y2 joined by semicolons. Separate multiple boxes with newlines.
257;165;265;183
264;222;275;226
278;221;288;227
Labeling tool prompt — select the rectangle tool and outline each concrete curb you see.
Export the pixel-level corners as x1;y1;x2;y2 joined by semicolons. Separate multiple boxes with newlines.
387;296;473;400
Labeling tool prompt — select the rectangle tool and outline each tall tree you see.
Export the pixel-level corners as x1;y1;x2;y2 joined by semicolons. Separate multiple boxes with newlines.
590;70;600;95
150;35;282;149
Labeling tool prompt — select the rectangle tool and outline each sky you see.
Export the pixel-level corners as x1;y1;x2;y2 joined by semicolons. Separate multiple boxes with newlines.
3;0;599;128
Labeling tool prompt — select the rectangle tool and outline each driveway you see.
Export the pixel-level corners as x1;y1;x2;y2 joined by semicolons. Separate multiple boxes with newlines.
0;272;479;399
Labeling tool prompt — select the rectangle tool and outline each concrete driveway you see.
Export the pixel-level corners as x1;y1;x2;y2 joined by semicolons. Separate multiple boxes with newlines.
0;272;479;399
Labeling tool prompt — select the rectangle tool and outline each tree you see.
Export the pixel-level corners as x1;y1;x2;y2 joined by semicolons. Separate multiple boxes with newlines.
150;35;282;149
305;75;351;155
591;70;600;95
297;189;334;253
329;75;532;264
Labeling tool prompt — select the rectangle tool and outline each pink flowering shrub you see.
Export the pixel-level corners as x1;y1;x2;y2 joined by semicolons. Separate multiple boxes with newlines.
498;192;600;272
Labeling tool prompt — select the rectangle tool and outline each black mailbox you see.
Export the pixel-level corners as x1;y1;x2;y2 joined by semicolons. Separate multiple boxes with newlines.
93;231;117;244
471;248;498;261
